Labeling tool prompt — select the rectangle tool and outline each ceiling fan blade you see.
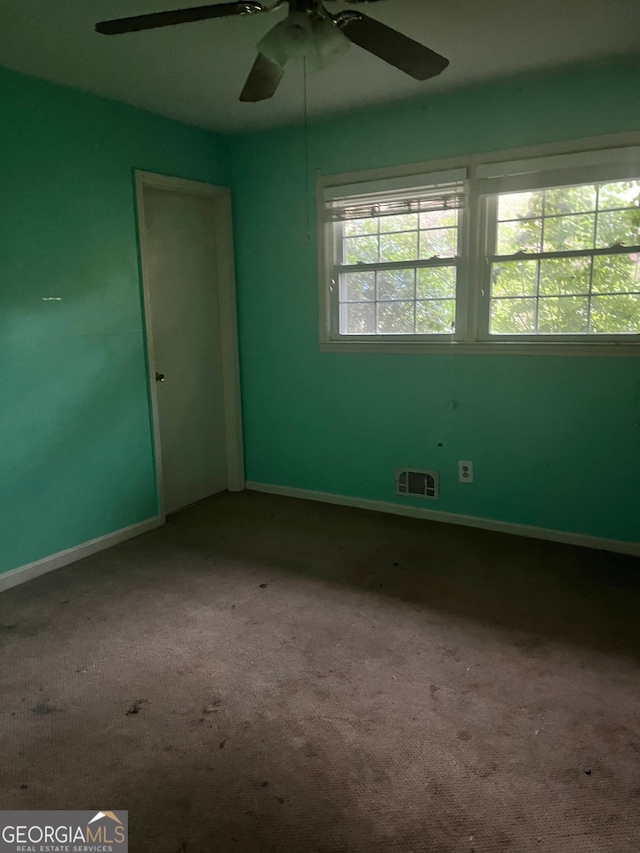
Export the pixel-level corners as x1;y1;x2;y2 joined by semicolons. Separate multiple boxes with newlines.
336;12;449;80
96;1;263;35
239;53;285;102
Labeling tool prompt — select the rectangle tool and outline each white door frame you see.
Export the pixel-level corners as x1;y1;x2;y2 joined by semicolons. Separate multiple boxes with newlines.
135;170;245;519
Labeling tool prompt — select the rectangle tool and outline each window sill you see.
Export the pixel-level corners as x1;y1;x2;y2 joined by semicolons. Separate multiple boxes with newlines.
319;340;640;357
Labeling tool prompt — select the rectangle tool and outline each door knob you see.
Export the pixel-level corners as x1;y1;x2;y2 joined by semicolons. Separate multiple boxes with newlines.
155;372;165;382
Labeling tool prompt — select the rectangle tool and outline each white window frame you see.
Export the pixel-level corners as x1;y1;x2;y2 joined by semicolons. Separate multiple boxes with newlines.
318;132;640;356
323;168;468;343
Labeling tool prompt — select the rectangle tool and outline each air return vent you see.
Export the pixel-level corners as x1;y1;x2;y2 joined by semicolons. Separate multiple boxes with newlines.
396;468;440;500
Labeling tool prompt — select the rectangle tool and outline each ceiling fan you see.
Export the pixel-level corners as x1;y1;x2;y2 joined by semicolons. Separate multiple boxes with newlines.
95;0;449;103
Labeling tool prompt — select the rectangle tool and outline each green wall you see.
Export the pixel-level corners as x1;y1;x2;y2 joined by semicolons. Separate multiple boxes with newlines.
2;57;639;580
230;57;640;544
0;67;229;575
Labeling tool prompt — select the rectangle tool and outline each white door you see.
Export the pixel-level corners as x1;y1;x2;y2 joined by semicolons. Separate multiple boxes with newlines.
142;185;229;514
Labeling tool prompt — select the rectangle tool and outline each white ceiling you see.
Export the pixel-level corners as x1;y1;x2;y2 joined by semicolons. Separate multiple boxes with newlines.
1;0;639;133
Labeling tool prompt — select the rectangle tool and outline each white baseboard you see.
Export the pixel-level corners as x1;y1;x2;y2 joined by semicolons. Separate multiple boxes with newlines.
246;482;640;558
0;517;164;594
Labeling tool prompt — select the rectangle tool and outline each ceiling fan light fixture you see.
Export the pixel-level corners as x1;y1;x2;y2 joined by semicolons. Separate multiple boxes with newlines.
258;11;350;71
308;17;351;71
258;12;312;66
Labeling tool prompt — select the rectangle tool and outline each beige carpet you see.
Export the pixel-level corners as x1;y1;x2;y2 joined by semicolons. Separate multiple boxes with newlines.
1;490;639;853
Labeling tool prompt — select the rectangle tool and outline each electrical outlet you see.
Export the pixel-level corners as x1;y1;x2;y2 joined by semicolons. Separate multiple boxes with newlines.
459;460;473;483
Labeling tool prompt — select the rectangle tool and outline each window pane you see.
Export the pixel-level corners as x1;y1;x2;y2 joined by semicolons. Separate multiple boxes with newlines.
490;298;536;334
377;301;415;334
543;213;595;252
598;180;640;211
341;303;376;334
340;271;375;302
596;210;640;248
592;253;640;294
377;268;415;301
415;300;455;333
380;213;418;233
590;294;640;333
538;297;589;333
344;217;378;236
496;219;542;254
539;257;591;295
544;185;597;215
420;209;457;229
344;235;378;264
419;228;457;258
498;191;543;220
380;231;418;262
416;267;456;299
491;260;538;297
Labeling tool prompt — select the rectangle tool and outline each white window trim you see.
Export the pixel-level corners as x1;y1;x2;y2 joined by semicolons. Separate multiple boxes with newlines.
324;168;467;344
318;131;640;357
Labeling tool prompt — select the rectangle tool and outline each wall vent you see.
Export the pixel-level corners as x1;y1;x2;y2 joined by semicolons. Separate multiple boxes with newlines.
396;468;439;500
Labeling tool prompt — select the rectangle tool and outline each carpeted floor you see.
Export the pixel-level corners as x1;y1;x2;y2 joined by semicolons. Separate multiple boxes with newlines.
1;490;639;853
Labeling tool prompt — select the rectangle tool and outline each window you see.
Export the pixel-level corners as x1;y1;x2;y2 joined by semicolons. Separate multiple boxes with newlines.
319;140;640;354
323;169;466;339
483;179;640;338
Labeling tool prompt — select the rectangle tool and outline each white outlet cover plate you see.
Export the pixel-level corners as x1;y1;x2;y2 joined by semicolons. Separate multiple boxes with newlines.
459;461;474;483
